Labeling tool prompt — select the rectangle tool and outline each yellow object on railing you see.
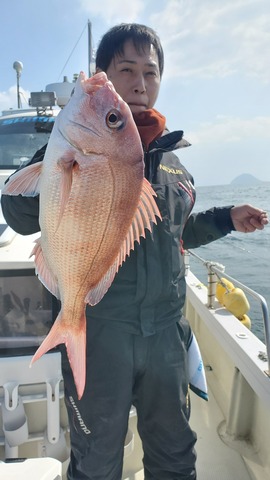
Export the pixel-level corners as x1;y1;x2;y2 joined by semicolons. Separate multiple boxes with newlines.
216;278;234;304
216;278;251;329
238;314;252;329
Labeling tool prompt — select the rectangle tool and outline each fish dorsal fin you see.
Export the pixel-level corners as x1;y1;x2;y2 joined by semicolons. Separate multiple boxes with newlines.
31;238;60;299
118;178;161;265
86;178;161;306
2;162;42;196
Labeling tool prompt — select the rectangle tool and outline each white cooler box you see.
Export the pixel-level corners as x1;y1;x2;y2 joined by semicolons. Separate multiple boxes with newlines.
0;457;62;479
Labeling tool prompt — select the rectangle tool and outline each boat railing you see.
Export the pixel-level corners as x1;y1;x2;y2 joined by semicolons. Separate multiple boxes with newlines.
185;250;270;376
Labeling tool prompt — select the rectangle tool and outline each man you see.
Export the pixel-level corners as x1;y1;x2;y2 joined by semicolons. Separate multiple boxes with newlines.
1;24;268;480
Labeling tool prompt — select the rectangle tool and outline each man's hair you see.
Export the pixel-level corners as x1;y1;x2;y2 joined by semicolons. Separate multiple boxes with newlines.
95;23;164;77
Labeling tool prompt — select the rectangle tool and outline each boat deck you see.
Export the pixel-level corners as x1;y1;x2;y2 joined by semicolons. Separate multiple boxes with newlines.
0;379;255;480
189;387;253;480
0;354;263;480
122;377;254;480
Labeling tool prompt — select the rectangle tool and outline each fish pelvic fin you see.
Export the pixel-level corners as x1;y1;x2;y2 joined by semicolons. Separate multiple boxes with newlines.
31;313;87;400
2;162;42;196
31;238;60;299
86;178;161;306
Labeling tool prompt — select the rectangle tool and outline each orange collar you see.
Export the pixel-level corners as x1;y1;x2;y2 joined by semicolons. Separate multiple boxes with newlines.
133;108;166;150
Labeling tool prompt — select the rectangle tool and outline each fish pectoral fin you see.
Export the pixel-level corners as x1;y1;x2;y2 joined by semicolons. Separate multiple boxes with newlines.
31;238;60;299
2;162;42;196
86;179;161;306
31;313;87;400
57;154;77;222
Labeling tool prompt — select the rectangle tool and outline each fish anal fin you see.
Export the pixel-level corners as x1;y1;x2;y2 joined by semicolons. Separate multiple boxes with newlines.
31;238;60;299
2;162;42;196
31;313;87;400
85;263;117;306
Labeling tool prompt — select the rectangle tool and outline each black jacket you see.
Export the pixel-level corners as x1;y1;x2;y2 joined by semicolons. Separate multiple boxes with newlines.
1;131;234;336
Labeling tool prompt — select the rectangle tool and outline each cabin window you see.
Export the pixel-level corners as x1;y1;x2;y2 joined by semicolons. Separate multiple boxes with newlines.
0;268;57;356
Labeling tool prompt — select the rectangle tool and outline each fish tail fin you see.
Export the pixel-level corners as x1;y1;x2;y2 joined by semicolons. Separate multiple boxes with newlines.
31;313;87;400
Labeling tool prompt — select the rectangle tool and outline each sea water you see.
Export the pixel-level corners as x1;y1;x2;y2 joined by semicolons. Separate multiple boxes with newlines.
188;182;270;342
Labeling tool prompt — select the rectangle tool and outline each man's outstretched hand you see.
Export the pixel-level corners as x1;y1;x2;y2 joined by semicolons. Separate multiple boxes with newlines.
230;204;269;233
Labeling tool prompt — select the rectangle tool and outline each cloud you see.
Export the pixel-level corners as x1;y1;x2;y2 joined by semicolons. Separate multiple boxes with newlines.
76;0;270;82
0;86;30;113
186;114;270;145
149;0;270;82
78;0;145;24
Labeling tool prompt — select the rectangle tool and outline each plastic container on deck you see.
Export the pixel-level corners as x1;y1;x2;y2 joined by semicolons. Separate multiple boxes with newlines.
0;457;62;479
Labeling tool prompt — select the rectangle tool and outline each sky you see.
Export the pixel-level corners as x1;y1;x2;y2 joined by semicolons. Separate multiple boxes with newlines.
0;0;269;186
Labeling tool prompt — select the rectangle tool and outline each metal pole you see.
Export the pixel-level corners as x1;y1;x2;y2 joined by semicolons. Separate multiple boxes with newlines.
13;61;23;109
16;72;21;108
88;20;92;77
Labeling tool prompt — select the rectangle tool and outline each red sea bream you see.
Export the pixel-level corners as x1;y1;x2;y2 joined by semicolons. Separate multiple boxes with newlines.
2;71;161;398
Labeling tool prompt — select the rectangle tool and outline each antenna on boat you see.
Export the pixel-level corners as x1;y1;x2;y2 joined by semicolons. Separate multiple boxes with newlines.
88;20;95;77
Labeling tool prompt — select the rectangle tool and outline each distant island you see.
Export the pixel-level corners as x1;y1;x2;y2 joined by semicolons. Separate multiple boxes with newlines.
230;174;265;186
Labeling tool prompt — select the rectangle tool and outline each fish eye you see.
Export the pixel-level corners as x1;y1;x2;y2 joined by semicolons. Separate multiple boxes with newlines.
106;109;124;129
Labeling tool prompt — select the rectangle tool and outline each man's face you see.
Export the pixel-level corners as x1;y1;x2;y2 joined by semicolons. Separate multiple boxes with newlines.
104;40;161;114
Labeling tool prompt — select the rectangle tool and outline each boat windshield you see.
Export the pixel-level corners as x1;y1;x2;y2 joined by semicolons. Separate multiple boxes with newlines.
0;115;55;169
